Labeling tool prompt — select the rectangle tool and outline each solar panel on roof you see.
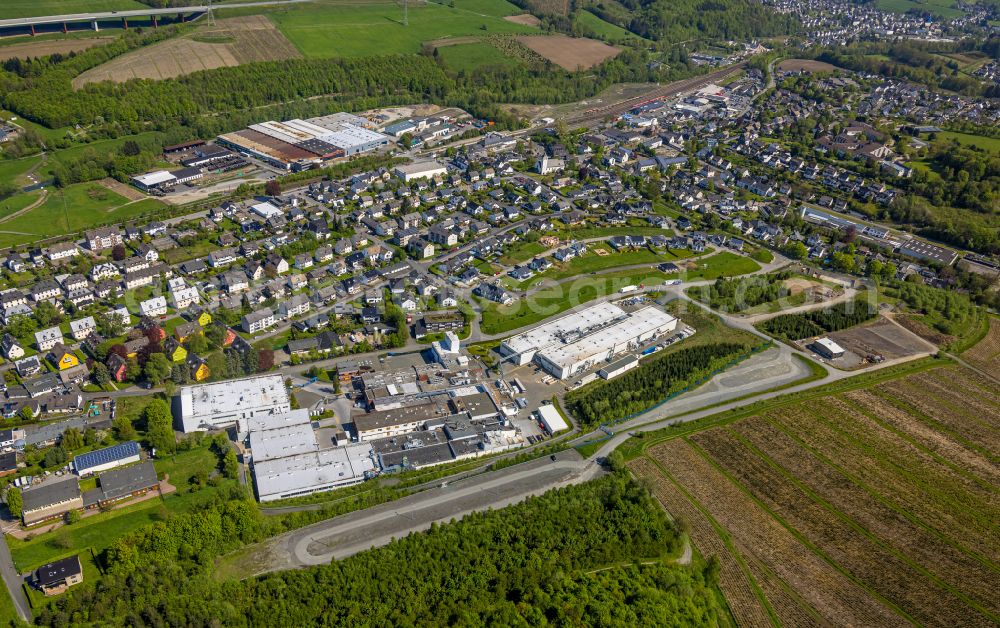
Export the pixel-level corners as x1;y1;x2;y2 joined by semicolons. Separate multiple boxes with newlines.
73;441;140;472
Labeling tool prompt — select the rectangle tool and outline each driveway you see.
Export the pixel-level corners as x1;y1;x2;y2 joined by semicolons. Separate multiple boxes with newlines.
0;536;30;622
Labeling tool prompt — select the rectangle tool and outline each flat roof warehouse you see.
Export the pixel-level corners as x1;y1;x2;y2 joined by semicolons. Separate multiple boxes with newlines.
218;113;390;170
500;302;677;379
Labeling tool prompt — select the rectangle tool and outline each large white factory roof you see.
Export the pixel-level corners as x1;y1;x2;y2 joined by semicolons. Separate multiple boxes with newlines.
323;124;388;149
253;442;376;501
249;120;318;144
247;409;317;461
502;302;626;357
540;306;677;369
179;374;288;423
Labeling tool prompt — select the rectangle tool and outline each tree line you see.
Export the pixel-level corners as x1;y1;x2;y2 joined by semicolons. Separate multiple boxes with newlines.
0;32;673;142
567;342;752;426
36;473;728;626
759;299;877;340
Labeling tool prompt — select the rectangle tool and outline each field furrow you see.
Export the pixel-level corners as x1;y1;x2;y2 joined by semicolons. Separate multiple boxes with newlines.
844;389;1000;485
960;319;1000;378
647;440;898;626
768;407;999;564
878;383;1000;455
919;366;1000;405
909;371;1000;412
733;417;1000;615
690;429;986;627
741;552;829;628
811;397;999;523
627;458;773;628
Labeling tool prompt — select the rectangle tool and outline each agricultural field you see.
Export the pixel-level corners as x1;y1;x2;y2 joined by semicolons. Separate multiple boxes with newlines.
270;0;536;58
0;37;116;62
436;41;522;73
629;362;1000;627
962;316;1000;375
0;182;166;249
2;0;145;19
937;131;1000;153
74;16;301;86
516;35;620;70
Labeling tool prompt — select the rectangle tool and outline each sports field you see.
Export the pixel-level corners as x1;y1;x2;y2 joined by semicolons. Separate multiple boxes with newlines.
2;0;145;19
271;0;537;58
629;362;999;626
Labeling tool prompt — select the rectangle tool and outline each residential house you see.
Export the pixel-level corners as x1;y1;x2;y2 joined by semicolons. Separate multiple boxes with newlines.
69;317;96;342
47;344;80;371
34;327;64;352
138;296;167;318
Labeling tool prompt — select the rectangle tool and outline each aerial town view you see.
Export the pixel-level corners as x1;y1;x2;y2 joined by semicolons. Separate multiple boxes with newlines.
0;0;996;624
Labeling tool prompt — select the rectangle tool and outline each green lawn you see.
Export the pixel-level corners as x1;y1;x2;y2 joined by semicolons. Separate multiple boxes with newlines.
517;243;699;287
0;155;43;186
437;41;522;72
0;585;19;626
2;0;145;18
481;269;671;334
875;0;965;18
2;109;75;145
482;252;760;334
272;0;536;58
548;224;674;239
574;9;646;42
499;240;547;265
937;131;1000;153
42;131;164;178
8;447;225;573
0;190;43;221
0;184;166;249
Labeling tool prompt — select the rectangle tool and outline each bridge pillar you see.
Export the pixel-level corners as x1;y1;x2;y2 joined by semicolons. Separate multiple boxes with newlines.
152;15;158;28
62;22;68;34
92;20;99;31
30;24;35;36
122;17;128;30
179;13;186;22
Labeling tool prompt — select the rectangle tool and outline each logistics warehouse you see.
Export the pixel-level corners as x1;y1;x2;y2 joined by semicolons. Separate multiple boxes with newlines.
500;302;677;379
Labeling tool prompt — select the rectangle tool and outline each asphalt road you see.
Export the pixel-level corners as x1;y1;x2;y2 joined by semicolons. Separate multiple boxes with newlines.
0;537;30;622
250;450;602;574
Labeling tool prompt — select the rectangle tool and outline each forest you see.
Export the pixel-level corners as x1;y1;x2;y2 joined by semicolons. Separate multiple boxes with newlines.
758;299;877;340
581;0;797;45
0;28;670;141
566;342;752;426
36;474;729;627
816;39;1000;98
689;271;794;312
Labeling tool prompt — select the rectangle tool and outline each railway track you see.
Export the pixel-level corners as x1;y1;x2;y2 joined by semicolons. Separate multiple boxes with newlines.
564;61;748;125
